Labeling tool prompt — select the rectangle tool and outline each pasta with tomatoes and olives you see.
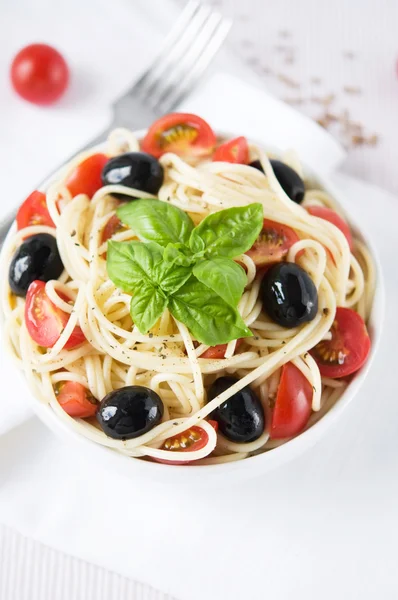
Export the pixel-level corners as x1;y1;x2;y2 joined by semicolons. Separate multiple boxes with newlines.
1;113;375;465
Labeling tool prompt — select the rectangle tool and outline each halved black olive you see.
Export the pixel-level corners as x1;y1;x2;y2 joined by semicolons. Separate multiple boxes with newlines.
9;233;64;297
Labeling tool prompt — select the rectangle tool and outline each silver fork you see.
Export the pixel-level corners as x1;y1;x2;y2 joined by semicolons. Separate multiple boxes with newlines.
0;1;231;244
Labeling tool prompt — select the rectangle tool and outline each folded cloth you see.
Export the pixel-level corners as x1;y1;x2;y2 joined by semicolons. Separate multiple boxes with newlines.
1;2;396;600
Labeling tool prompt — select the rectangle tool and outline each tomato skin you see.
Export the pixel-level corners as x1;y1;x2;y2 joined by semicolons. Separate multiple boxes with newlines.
311;307;371;378
56;381;97;418
246;218;300;266
153;421;218;465
200;339;243;359
141;113;216;158
270;362;313;439
10;44;69;105
16;191;55;230
213;136;249;164
66;154;108;199
102;215;122;243
25;280;85;349
306;205;353;250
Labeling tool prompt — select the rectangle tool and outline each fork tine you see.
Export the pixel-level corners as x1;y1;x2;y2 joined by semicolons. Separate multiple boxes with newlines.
155;14;232;112
146;9;222;109
111;2;231;132
130;0;201;94
163;19;232;111
137;4;214;102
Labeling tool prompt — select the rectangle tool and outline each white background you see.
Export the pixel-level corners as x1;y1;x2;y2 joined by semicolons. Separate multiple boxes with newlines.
1;1;398;599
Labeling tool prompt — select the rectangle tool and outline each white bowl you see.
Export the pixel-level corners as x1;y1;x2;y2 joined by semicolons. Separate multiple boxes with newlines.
0;131;384;485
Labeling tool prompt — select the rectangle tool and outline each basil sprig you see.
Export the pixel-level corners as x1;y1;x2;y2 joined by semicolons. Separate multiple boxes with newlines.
106;199;263;345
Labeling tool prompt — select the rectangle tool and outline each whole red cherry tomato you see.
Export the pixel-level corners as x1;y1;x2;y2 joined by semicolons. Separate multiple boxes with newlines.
10;43;69;105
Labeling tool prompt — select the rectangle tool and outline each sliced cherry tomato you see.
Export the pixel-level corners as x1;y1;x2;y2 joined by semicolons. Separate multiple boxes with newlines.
306;205;353;250
141;113;216;158
66;153;108;199
101;215;123;243
213;136;249;164
56;381;97;418
25;280;85;349
270;362;313;439
200;339;243;359
153;421;218;465
16;191;55;230
310;307;371;378
246;218;300;267
10;43;69;105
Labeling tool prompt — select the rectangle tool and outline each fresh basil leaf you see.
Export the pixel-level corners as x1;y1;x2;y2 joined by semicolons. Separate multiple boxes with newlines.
107;239;191;298
163;243;195;267
193;258;246;307
130;283;167;334
117;199;194;248
107;240;164;293
153;260;192;294
190;234;205;255
169;277;252;346
189;203;263;258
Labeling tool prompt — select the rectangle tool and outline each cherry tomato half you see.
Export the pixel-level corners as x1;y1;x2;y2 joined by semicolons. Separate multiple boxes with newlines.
200;339;243;359
101;215;123;243
25;280;85;349
66;153;108;199
16;191;55;230
270;362;313;439
10;43;69;105
56;381;97;418
141;113;216;158
153;421;218;465
310;307;371;378
246;218;300;266
213;136;249;164
306;205;353;250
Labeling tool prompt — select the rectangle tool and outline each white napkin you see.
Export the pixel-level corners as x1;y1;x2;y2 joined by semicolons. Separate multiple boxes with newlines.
1;2;397;600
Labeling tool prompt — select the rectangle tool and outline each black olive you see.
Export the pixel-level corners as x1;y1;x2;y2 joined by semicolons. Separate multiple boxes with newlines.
208;376;265;443
97;385;164;440
260;262;318;328
250;159;305;204
8;233;64;297
249;159;264;172
101;152;164;199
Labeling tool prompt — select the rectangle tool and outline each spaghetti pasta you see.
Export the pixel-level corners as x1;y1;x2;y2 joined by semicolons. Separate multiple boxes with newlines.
1;124;375;466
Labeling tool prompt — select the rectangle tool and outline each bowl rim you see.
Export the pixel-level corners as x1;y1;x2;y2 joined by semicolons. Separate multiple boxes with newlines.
0;129;385;484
